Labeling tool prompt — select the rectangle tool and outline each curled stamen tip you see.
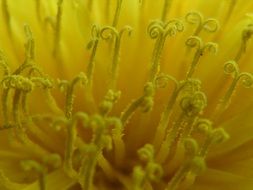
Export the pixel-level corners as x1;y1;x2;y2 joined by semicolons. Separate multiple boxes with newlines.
211;128;230;144
190;156;206;175
185;11;203;24
146;162;163;181
195;119;212;134
184;138;198;157
138;144;154;162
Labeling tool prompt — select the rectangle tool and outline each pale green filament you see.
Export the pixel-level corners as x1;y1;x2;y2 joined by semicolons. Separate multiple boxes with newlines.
216;61;253;114
185;36;217;78
235;24;253;62
86;25;100;87
148;20;184;81
185;12;219;36
53;0;64;56
112;0;123;27
120;82;154;125
100;25;132;90
153;74;180;148
58;73;87;118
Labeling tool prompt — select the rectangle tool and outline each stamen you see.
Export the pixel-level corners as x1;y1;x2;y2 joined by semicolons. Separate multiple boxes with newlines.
185;12;219;36
112;0;123;27
153;74;179;148
185;36;218;78
215;61;253;116
100;25;132;90
235;24;253;62
53;0;64;56
58;73;87;118
120;82;155;125
86;25;101;87
148;19;184;81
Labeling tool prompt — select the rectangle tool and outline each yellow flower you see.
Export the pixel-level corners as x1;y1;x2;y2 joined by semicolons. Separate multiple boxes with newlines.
0;0;253;190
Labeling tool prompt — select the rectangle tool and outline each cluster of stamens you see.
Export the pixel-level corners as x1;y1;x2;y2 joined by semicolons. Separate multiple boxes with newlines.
0;0;252;190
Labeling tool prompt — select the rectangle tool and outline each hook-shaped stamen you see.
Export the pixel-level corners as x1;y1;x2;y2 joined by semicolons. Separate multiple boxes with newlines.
185;36;217;78
185;11;219;36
